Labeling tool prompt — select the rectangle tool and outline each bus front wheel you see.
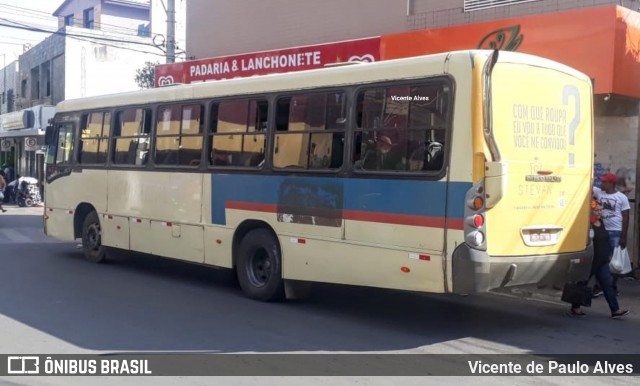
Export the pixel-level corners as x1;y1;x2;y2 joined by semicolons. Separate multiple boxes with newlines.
236;229;284;301
81;211;107;263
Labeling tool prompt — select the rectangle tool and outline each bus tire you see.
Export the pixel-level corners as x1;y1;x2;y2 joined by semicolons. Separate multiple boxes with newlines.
236;229;284;302
81;211;107;263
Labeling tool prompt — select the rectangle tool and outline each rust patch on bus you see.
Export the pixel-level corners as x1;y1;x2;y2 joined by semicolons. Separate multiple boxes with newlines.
277;179;343;227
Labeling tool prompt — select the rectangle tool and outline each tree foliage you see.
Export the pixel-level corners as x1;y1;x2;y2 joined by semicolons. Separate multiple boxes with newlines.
134;61;158;89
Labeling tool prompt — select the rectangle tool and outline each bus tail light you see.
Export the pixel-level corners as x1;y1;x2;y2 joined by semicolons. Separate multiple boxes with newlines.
472;214;484;228
466;231;485;247
464;181;487;250
467;196;484;210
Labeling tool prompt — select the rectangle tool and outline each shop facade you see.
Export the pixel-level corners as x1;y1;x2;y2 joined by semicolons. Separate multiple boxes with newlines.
0;105;54;185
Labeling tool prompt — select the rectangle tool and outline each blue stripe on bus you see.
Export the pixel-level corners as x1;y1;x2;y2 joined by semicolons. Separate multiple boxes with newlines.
210;174;471;226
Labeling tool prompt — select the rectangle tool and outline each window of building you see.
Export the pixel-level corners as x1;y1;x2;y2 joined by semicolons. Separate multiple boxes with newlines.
464;0;541;12
112;108;152;165
83;7;94;29
80;111;111;165
209;99;267;168
64;14;74;26
155;104;204;166
137;23;150;37
353;82;450;173
20;79;26;99
273;91;345;170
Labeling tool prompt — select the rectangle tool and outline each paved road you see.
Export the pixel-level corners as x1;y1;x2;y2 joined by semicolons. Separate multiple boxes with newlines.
0;208;638;385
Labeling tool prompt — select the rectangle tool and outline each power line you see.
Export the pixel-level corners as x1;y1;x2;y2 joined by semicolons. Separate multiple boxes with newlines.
0;41;26;46
0;20;167;58
0;18;161;50
0;3;154;39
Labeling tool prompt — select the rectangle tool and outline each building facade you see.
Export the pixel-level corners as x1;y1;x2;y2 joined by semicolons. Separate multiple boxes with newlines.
0;0;162;183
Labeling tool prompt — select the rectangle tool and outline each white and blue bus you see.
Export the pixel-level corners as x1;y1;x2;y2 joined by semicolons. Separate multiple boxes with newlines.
44;50;593;301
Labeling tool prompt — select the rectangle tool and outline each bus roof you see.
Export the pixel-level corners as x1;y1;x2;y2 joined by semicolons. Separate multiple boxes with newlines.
55;50;590;113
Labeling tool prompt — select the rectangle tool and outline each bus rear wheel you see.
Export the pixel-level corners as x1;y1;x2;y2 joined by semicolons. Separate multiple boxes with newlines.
236;229;284;301
81;211;107;263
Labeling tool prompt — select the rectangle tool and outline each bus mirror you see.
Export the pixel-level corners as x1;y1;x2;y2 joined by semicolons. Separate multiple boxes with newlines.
484;161;507;208
44;125;56;146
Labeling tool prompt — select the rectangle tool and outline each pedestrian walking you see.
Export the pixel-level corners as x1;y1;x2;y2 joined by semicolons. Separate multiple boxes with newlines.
0;173;7;212
570;201;629;318
593;173;630;295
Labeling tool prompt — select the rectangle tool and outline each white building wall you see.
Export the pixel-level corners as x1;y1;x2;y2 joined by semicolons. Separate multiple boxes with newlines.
101;13;148;35
63;28;162;99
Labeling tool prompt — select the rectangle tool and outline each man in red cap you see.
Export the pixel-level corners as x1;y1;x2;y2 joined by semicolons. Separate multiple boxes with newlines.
593;172;630;295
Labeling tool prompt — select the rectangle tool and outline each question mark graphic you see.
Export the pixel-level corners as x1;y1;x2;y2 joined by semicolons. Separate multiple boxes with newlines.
563;85;580;146
563;85;580;167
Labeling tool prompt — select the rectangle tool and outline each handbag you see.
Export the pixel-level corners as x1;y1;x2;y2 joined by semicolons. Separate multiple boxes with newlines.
561;280;593;307
610;246;632;275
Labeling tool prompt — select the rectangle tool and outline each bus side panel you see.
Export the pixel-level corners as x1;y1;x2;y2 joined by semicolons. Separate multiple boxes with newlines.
45;170;107;240
45;208;75;241
101;214;130;249
203;225;234;268
343;179;449;252
107;170;203;224
108;169;204;259
202;173;235;268
47;170;107;214
150;221;204;263
129;218;152;254
280;237;446;293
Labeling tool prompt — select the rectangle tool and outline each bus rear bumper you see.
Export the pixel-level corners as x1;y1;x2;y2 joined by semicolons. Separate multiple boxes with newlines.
451;243;593;294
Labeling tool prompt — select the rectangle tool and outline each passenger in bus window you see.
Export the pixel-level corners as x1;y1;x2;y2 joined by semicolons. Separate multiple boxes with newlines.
360;134;406;171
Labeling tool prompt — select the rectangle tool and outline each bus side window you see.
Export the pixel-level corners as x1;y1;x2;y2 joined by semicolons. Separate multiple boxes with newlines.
51;122;76;165
353;83;450;173
79;111;110;165
210;99;266;168
273;91;345;170
155;104;204;167
113;108;151;166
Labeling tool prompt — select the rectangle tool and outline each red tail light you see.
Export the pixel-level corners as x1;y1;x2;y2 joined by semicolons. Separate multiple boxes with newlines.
473;214;484;228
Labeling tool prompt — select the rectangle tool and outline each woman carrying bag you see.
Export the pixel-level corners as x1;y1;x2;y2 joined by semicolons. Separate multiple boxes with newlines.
570;201;629;318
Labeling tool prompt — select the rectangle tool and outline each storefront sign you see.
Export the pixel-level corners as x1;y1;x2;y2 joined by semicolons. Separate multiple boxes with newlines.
25;137;38;151
155;37;380;86
1;139;12;151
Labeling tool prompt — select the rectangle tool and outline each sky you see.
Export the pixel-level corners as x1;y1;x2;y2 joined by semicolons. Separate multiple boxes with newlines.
0;0;60;64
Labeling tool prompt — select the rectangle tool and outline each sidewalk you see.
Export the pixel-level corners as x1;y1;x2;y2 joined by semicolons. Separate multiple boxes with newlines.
0;203;44;216
494;270;640;306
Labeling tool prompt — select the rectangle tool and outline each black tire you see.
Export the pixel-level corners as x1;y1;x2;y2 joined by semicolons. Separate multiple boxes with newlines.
81;211;107;263
236;228;284;301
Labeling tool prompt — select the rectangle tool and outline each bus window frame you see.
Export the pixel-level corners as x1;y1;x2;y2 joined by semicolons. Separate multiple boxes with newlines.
350;76;454;180
153;102;206;169
47;113;80;167
78;109;112;167
270;88;348;174
207;95;270;171
110;105;154;169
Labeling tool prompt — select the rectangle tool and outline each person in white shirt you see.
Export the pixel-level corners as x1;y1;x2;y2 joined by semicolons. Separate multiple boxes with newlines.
592;172;630;294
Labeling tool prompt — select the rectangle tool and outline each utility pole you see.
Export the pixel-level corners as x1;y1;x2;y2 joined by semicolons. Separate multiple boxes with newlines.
166;0;176;63
1;54;5;115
